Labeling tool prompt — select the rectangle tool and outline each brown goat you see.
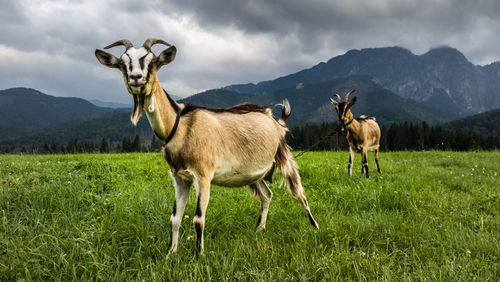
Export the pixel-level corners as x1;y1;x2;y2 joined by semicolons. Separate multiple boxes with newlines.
330;90;381;178
95;38;318;255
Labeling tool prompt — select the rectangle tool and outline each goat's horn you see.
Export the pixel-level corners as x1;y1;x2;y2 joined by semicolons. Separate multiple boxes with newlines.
104;39;133;50
334;94;342;102
142;38;171;50
344;90;356;102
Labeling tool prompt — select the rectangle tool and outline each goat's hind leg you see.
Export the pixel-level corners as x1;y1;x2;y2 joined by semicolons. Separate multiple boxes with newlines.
362;148;369;178
360;153;364;174
248;180;273;231
283;160;319;229
374;149;381;173
167;174;192;256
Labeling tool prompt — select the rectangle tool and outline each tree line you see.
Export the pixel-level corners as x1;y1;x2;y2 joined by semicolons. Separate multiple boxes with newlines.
0;135;165;154
287;121;500;151
1;121;498;154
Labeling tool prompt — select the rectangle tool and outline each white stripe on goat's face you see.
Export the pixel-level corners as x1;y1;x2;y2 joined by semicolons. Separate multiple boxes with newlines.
121;47;155;95
95;39;177;97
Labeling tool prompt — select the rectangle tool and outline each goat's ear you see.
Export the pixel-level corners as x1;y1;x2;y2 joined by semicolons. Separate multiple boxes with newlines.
348;96;357;107
329;97;338;106
95;49;121;69
156;46;177;69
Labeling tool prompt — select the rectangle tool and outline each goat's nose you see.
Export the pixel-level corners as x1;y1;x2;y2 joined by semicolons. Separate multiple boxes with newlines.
130;73;143;80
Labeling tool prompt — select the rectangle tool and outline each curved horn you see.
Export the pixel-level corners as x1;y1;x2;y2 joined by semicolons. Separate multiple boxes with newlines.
334;94;342;102
104;39;133;50
344;90;356;102
142;38;171;50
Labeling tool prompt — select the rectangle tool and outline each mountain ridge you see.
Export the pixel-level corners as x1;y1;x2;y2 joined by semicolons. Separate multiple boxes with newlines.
224;46;500;116
182;76;453;125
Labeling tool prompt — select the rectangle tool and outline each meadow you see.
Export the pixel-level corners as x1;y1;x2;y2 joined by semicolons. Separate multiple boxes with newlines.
0;151;498;280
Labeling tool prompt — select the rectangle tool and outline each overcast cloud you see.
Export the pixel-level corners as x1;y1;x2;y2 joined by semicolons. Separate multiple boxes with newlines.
1;0;499;103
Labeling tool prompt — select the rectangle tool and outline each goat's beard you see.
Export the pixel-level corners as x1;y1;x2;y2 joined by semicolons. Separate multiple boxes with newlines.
131;94;145;126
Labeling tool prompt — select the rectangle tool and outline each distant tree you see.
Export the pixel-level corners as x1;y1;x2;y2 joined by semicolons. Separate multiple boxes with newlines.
42;144;50;154
132;135;141;152
121;137;131;152
66;139;79;153
50;143;59;153
100;138;110;153
150;135;164;152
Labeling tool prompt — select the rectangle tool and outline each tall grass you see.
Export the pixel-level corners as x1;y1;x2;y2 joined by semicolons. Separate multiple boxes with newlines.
0;151;498;280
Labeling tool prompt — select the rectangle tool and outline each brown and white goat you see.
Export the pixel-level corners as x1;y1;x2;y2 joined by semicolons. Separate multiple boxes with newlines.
330;90;381;178
95;38;318;255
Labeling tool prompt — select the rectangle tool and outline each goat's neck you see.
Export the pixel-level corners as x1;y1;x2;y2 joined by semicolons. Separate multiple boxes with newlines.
143;76;180;141
345;116;360;135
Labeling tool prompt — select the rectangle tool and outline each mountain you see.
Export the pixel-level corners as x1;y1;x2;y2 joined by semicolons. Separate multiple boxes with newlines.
0;88;113;129
444;108;500;136
3;45;498;150
225;46;500;116
0;109;153;148
180;89;258;108
182;76;452;125
89;94;183;109
89;99;131;109
169;94;183;101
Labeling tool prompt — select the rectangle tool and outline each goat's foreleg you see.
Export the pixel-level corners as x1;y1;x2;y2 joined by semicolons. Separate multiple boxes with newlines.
249;180;273;231
193;176;211;254
374;149;381;173
362;148;369;178
348;146;355;176
167;175;192;256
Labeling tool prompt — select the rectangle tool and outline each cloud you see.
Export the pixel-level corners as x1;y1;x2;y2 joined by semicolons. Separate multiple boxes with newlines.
1;0;500;101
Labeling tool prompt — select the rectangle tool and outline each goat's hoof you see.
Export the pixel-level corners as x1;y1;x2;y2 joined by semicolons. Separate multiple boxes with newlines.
308;214;319;229
311;221;319;229
195;248;204;258
166;250;175;259
256;225;266;232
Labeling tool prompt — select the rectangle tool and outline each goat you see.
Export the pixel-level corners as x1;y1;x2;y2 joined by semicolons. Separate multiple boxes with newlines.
329;90;381;178
95;38;318;255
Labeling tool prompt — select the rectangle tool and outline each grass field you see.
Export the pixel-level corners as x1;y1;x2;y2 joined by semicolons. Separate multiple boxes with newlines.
0;151;498;280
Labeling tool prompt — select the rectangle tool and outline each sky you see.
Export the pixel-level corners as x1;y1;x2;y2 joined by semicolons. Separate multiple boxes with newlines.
1;0;500;103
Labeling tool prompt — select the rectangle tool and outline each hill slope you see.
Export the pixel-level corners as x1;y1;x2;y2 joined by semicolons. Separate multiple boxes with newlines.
444;108;500;136
0;88;113;129
0;109;153;148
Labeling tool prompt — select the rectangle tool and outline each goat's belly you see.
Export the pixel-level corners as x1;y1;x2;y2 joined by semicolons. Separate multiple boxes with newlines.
211;166;270;187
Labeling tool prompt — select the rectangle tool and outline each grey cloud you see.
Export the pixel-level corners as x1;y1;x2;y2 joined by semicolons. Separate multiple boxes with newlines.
0;0;27;24
150;0;500;63
1;0;500;102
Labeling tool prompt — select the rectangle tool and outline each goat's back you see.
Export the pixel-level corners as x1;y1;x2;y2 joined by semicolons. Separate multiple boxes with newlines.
347;118;381;151
174;107;287;185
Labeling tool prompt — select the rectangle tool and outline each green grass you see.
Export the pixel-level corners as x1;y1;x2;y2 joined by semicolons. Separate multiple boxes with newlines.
0;151;498;280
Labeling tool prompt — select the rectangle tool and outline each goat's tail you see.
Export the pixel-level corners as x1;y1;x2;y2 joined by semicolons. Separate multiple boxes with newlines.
274;137;319;229
277;99;291;127
275;138;303;198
